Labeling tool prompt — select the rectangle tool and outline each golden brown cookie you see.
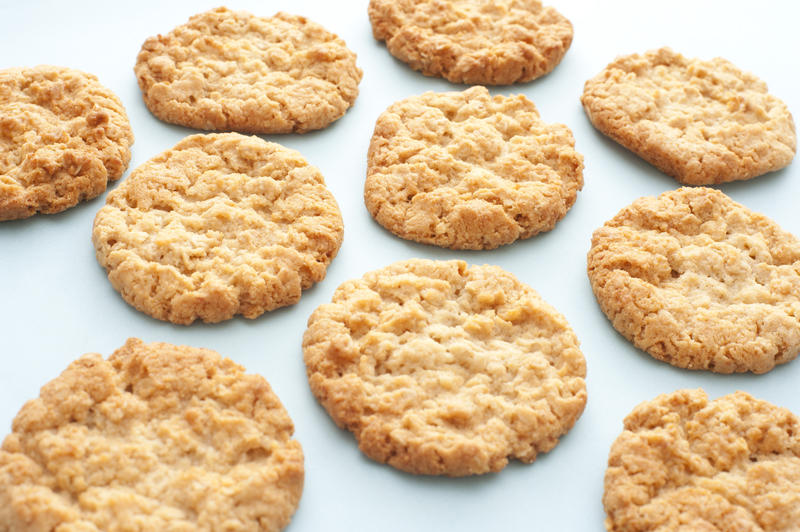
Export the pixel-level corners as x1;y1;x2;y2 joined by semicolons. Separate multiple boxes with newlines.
92;133;343;325
588;187;800;373
604;389;800;532
364;86;583;250
135;7;362;134
368;0;573;85
0;66;133;221
0;338;304;532
303;259;587;476
581;48;797;185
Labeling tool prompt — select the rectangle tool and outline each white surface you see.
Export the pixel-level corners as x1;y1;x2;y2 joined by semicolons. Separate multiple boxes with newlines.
1;1;799;530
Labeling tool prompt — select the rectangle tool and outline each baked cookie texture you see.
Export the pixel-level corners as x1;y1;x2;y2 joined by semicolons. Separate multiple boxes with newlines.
368;0;573;85
303;259;587;476
0;338;304;532
588;187;800;374
604;389;800;532
135;7;362;133
581;47;796;185
92;133;343;325
0;66;133;221
365;86;583;250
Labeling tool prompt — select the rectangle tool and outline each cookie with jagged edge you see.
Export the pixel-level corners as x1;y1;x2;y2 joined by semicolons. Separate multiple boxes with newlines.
588;187;800;373
581;48;796;184
92;133;343;325
368;0;573;85
604;389;800;531
0;66;133;220
365;86;583;250
303;258;587;476
0;338;304;532
135;7;362;133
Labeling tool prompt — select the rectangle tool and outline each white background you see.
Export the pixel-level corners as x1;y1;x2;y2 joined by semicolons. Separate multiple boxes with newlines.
1;1;799;530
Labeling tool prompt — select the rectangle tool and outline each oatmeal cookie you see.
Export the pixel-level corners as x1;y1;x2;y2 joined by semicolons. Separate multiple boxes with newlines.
92;133;343;325
303;259;587;476
368;0;573;85
135;7;362;133
581;48;796;184
588;187;800;373
0;66;133;220
605;389;800;532
0;338;304;532
365;86;583;249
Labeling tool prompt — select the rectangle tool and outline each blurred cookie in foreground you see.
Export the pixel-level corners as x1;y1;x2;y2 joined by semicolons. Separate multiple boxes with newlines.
582;48;796;184
135;7;362;133
605;389;800;531
0;66;133;220
0;338;304;531
93;133;343;325
303;259;587;476
588;187;800;373
368;0;573;85
365;86;583;249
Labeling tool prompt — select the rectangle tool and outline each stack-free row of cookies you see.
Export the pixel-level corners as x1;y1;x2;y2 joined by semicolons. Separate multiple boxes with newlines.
1;1;799;531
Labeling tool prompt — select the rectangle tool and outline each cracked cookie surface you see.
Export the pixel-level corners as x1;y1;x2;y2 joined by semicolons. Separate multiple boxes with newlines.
604;389;800;532
303;259;586;476
0;338;304;532
581;48;796;184
368;0;573;85
135;7;362;133
0;66;133;220
587;187;800;373
92;133;343;325
365;86;583;250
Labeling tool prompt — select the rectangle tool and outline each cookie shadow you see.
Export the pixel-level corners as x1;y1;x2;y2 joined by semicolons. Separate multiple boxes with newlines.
368;33;578;95
581;115;798;195
0;189;113;233
369;421;583;492
581;118;679;190
716;163;795;195
365;41;454;93
595;310;800;393
91;278;316;333
363;207;590;266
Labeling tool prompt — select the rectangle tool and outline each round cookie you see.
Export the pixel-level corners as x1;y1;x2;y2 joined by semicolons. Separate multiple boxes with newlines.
587;187;800;374
368;0;573;85
92;132;343;325
303;259;587;476
0;338;304;532
365;86;584;250
0;66;133;221
135;7;362;134
604;389;800;531
581;48;797;185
